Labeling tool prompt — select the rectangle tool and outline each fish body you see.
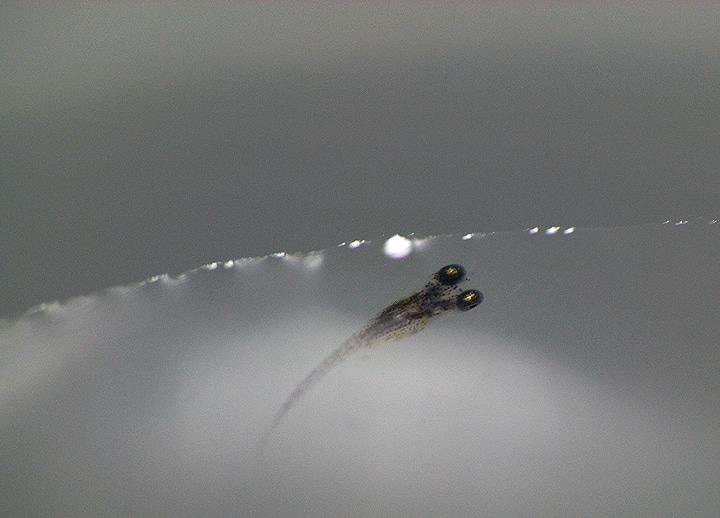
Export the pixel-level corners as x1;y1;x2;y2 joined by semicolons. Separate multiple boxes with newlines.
257;264;483;452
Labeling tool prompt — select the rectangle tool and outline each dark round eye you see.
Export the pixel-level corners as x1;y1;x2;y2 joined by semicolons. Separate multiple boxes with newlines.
457;289;483;311
436;264;466;285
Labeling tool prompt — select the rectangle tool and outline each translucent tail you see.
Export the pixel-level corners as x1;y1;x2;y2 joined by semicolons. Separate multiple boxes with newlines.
256;334;363;455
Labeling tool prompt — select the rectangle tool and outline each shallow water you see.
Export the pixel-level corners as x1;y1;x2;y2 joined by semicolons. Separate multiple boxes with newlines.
2;221;719;516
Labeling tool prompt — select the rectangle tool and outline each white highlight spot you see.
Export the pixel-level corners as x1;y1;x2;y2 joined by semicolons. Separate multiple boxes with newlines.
545;227;560;235
348;240;364;249
528;227;539;234
462;234;473;240
384;235;413;259
223;260;235;269
563;227;575;235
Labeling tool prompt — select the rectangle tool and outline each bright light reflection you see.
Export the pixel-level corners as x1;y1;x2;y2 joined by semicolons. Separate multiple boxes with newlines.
383;235;413;259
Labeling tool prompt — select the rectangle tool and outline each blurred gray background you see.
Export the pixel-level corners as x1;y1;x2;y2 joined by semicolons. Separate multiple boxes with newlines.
2;4;719;317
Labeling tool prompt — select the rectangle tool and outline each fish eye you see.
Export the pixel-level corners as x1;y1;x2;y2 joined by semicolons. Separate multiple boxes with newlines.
457;289;483;311
436;264;466;285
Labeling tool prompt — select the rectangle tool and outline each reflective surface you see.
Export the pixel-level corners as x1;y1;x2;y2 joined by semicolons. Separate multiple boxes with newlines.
1;222;719;516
